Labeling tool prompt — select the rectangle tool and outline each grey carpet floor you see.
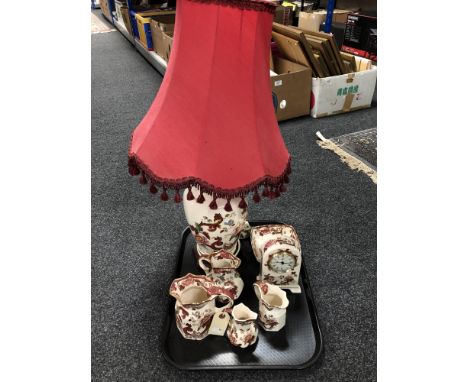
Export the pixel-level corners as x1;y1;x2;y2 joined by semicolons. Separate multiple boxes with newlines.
92;29;377;382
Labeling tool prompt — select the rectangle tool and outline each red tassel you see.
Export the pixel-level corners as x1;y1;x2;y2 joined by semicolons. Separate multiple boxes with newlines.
209;197;218;210
269;186;275;199
262;187;269;198
280;184;287;193
284;175;290;184
197;191;205;204
139;173;147;185
149;184;158;194
161;188;169;201
187;187;195;200
274;187;281;198
239;197;247;209
253;190;261;203
174;190;182;203
224;199;233;212
129;166;140;176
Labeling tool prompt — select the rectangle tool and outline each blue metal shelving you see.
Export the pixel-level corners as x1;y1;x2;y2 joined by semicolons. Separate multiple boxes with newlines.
102;0;168;76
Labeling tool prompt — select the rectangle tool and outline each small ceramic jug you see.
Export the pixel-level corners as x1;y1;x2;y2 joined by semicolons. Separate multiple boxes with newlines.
169;273;235;340
253;281;289;332
198;250;244;300
226;303;258;348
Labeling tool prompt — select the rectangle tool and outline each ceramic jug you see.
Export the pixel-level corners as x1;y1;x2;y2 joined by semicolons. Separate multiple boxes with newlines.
198;250;244;300
169;273;235;340
183;188;247;257
253;281;289;332
226;303;258;348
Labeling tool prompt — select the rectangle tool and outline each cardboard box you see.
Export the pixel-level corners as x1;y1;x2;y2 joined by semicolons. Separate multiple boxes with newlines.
120;6;133;36
150;16;176;62
270;56;312;121
135;10;175;50
100;0;112;21
310;57;376;118
298;11;323;32
298;9;351;32
159;31;174;62
331;9;352;24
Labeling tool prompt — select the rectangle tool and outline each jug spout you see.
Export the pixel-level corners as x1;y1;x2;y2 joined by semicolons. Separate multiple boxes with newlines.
253;281;289;309
231;303;258;322
169;273;216;305
169;273;235;340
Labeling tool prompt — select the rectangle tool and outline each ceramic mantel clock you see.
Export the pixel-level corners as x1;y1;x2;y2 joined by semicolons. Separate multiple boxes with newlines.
251;224;302;294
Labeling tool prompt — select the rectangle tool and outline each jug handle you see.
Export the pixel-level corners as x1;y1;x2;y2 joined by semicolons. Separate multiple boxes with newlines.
253;282;262;301
197;255;212;274
214;292;234;314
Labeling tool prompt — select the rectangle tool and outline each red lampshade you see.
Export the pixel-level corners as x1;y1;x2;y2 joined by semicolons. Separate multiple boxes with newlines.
128;0;291;205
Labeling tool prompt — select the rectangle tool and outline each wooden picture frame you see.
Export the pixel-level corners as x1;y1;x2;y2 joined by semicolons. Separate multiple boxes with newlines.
293;26;348;74
304;35;339;76
272;23;324;78
314;53;331;77
271;31;311;69
340;51;357;72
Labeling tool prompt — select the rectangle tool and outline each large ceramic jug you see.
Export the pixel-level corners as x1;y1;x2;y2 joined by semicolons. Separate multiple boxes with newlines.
169;273;235;340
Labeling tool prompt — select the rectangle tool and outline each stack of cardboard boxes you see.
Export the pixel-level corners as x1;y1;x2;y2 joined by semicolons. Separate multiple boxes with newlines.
112;2;175;54
270;22;376;119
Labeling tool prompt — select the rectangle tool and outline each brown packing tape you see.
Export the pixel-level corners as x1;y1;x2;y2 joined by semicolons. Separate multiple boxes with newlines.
342;93;355;112
333;104;371;115
346;73;355;83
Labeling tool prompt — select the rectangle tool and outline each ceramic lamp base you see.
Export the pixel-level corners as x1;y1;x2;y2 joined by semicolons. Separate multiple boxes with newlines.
183;188;248;257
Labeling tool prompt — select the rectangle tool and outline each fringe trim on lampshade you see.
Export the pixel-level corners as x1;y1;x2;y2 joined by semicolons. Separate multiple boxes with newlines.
128;154;291;209
188;0;279;14
316;131;377;184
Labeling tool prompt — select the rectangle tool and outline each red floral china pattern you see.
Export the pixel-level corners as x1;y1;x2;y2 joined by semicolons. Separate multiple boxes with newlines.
226;303;258;348
169;273;234;340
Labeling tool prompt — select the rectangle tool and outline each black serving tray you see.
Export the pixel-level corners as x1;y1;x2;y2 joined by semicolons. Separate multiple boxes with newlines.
161;221;323;370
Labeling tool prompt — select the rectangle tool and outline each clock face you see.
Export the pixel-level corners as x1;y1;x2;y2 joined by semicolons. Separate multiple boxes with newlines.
267;252;296;273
